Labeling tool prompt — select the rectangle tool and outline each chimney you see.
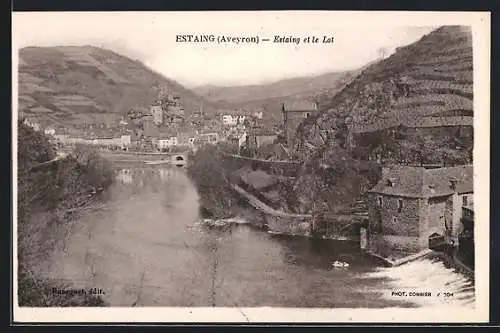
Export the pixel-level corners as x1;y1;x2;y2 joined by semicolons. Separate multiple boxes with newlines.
449;177;458;191
381;166;391;180
386;178;395;187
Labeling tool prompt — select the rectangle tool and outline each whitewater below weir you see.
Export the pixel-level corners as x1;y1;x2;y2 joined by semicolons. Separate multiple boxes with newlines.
362;258;475;309
41;166;474;309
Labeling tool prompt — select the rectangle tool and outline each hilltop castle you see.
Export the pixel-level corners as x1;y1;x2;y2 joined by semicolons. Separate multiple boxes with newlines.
143;87;185;137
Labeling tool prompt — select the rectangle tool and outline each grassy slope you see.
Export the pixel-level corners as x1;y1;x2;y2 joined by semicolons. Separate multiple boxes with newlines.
18;45;220;131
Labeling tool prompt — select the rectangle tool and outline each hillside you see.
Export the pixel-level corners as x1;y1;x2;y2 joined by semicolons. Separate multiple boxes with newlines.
193;71;353;104
289;25;473;213
295;25;473;155
17;46;220;131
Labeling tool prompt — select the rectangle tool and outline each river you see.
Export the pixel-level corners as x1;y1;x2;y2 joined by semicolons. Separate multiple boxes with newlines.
43;165;475;308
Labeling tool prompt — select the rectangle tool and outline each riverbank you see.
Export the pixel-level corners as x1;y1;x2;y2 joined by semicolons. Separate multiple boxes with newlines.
187;144;365;241
18;124;113;306
186;145;246;220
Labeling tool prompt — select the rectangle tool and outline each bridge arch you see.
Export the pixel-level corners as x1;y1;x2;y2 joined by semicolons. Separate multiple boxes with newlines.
171;153;188;165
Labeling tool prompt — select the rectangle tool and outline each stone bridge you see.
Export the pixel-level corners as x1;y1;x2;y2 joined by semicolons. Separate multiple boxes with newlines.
108;151;189;163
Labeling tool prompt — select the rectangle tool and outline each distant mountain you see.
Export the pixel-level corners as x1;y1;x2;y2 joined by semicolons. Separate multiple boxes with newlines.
193;70;366;125
193;71;356;104
17;45;219;130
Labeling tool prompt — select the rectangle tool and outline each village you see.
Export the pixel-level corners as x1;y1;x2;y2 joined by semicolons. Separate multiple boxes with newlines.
21;88;277;156
21;84;475;273
15;17;485;312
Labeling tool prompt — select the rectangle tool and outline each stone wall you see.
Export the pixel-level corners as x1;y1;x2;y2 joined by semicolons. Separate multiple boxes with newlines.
368;193;425;255
368;234;421;257
444;192;473;243
371;194;420;237
222;154;301;177
422;196;448;239
284;112;313;148
265;214;312;236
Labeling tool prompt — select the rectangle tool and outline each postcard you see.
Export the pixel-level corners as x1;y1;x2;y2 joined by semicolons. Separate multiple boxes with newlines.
12;10;490;323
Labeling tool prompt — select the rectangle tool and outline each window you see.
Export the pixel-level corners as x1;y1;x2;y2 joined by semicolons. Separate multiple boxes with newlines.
398;199;403;212
392;216;398;224
305;113;310;118
377;196;383;207
463;195;468;206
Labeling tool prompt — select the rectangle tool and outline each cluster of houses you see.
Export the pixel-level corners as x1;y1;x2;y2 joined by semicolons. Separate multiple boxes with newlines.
22;116;222;152
53;133;132;150
220;109;263;126
22;94;475;267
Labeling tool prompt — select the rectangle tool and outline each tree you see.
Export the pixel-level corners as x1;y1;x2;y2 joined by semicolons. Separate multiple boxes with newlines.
17;121;56;171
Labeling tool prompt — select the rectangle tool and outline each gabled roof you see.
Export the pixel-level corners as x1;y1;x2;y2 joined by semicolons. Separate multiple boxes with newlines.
370;164;473;198
426;165;473;195
282;101;317;112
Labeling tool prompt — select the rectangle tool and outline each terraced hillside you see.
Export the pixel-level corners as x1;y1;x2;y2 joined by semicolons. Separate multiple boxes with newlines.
287;25;473;214
295;25;473;157
17;46;219;130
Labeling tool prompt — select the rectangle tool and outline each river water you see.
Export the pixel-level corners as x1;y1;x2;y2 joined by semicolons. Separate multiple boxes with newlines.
45;165;475;308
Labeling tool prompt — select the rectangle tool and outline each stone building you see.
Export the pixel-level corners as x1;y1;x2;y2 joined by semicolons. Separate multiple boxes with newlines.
151;105;163;125
367;164;473;258
246;128;278;150
282;101;318;147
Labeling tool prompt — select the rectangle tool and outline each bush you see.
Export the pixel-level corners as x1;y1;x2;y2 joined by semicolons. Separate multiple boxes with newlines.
17;121;56;170
18;264;106;307
17;131;112;307
73;144;114;188
187;144;238;218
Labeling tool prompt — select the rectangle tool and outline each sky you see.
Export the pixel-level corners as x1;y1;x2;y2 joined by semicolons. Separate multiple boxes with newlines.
13;11;473;88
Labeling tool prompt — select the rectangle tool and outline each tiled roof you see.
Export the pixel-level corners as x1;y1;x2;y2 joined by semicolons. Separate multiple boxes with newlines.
283;101;317;112
370;164;473;198
426;165;473;195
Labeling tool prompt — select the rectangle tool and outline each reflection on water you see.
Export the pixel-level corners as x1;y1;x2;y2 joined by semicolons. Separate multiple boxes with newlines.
115;167;181;185
44;165;475;309
116;169;133;184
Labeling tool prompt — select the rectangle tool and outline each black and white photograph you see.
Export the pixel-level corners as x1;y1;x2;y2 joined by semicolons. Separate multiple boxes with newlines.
12;11;490;323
